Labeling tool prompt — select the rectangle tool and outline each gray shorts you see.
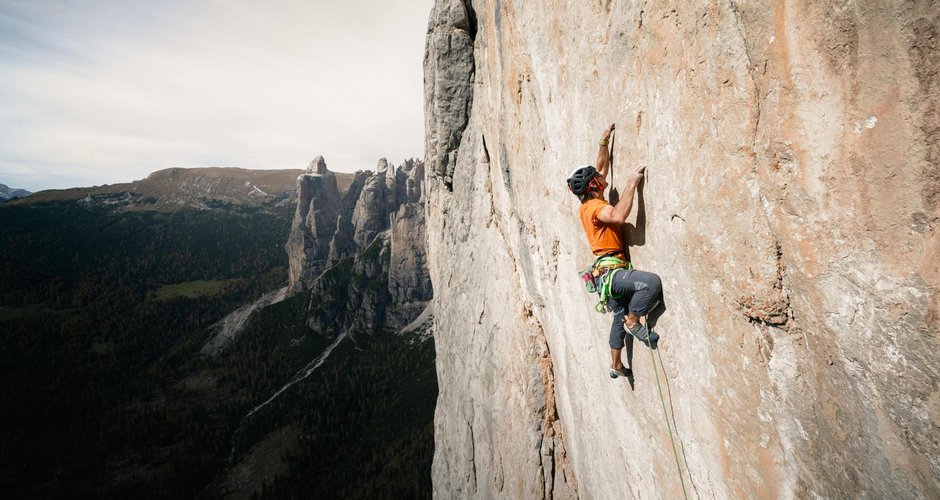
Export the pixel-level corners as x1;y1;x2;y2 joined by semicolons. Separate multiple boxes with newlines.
604;268;663;349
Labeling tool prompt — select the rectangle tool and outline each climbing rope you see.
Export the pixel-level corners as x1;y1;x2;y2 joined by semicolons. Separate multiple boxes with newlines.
644;324;689;500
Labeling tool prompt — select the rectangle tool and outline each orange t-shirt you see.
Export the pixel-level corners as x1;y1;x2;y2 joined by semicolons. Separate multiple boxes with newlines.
579;198;624;256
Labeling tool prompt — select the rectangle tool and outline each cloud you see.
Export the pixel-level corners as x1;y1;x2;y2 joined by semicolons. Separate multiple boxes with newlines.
0;0;433;191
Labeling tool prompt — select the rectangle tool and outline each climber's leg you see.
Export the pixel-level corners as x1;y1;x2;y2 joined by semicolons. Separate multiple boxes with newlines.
608;296;628;370
610;348;622;368
629;270;663;317
610;269;662;345
608;269;662;316
624;311;642;330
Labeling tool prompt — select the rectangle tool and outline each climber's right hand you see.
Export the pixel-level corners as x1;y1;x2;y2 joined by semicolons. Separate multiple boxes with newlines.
627;165;645;186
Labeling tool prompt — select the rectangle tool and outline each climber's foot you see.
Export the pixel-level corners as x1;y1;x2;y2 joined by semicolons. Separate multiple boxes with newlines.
626;322;658;348
610;366;632;379
647;330;660;350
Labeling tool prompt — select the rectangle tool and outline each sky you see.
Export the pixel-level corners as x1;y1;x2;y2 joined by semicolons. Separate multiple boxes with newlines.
0;0;434;192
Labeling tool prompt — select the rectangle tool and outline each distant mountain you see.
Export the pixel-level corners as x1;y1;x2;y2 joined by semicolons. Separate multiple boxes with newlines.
12;166;356;211
0;183;31;201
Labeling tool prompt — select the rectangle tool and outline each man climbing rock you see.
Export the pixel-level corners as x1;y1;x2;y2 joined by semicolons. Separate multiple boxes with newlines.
567;123;663;379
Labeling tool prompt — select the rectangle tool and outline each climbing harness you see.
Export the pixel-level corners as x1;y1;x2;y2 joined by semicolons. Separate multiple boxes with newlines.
643;320;690;500
578;254;633;312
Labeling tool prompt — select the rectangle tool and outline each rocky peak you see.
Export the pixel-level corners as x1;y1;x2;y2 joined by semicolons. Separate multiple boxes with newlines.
204;158;429;356
376;158;390;174
286;156;431;330
396;158;424;203
306;155;329;175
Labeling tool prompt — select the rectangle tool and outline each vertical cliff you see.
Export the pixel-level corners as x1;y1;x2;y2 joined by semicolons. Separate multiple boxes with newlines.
287;156;343;293
425;1;940;498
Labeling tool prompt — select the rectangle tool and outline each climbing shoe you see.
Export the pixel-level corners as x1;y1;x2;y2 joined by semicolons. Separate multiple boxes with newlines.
610;366;632;379
626;322;659;347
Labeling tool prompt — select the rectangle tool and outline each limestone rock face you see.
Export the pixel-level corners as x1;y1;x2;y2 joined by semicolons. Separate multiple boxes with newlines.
287;156;432;332
352;160;394;249
425;1;940;498
424;0;476;189
286;160;340;293
384;159;432;327
328;171;370;266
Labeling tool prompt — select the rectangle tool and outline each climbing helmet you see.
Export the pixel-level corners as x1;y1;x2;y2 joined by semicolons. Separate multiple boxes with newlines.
567;165;597;196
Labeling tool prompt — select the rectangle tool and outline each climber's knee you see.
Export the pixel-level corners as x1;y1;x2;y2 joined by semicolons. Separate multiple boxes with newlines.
628;270;662;316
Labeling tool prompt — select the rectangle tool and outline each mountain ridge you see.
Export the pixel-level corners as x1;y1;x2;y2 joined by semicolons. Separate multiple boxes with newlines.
9;166;364;211
0;183;31;201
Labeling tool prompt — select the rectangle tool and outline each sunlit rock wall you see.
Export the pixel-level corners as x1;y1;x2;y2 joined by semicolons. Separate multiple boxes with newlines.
425;0;939;498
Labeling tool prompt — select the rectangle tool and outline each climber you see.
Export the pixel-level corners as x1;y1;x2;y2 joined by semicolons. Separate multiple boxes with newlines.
567;123;663;380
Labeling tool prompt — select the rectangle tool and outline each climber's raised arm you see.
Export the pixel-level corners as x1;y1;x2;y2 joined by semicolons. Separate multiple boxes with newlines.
597;165;645;225
595;123;615;179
